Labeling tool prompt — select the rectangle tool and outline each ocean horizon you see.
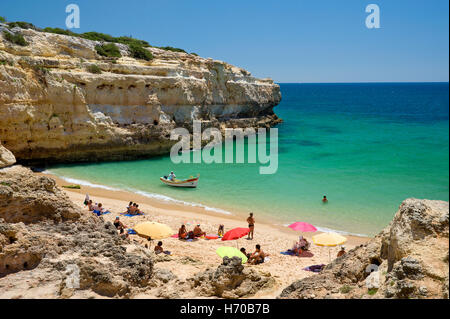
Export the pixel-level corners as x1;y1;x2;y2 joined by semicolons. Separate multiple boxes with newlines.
47;82;449;236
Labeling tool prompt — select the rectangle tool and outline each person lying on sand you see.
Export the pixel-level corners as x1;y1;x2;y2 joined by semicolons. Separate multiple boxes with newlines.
193;224;206;238
154;241;171;255
93;203;110;216
249;244;269;265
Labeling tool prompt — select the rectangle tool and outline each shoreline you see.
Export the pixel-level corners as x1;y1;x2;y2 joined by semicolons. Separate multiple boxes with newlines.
40;171;372;245
37;170;373;298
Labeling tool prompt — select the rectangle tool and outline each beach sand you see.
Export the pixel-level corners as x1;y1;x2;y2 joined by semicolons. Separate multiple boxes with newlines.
42;172;371;298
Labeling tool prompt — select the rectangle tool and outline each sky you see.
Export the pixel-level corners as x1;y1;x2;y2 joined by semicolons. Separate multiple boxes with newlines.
1;0;448;83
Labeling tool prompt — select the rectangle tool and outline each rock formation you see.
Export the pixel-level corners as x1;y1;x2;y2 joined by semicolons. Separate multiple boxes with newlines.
279;199;449;299
0;142;15;168
0;165;153;298
187;256;275;299
0;27;281;164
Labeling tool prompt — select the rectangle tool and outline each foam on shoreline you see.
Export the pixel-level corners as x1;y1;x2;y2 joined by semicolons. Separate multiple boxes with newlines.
46;170;369;237
45;170;233;215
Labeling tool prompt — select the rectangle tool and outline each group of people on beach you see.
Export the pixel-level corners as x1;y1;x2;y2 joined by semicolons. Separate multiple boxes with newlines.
125;201;144;215
178;224;207;240
240;244;269;265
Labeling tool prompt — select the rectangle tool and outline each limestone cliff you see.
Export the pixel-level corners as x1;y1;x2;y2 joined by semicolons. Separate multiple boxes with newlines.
0;26;281;164
279;199;449;299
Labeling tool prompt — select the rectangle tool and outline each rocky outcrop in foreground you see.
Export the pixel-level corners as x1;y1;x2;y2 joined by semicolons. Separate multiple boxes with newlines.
0;166;153;298
0;142;15;168
187;256;275;299
0;27;281;164
279;199;449;299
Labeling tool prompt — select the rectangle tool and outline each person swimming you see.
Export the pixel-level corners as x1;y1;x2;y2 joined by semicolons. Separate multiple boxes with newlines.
322;195;328;203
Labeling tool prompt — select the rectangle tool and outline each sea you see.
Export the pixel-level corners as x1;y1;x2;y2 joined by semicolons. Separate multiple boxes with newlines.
47;83;449;236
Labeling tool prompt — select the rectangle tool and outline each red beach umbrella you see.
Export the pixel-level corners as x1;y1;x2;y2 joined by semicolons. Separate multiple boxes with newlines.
288;222;317;233
221;227;250;241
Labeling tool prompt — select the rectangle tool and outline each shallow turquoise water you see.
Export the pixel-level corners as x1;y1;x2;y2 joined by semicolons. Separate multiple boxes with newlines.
48;83;449;236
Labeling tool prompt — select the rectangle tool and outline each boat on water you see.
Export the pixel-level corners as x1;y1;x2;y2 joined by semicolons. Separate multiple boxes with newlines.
160;174;200;188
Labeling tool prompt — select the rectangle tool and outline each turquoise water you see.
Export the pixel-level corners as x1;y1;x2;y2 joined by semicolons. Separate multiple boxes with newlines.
48;83;449;236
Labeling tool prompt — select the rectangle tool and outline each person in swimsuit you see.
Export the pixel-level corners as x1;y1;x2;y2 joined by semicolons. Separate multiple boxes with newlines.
240;247;251;259
249;244;268;265
113;217;127;234
193;224;206;238
218;224;225;237
178;224;188;239
246;213;255;240
337;246;346;257
322;195;328;203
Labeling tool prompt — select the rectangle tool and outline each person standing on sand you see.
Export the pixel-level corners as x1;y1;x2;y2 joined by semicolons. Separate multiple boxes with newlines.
247;213;255;240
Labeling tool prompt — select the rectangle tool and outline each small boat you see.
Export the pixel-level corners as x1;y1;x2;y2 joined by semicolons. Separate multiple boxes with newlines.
160;174;200;188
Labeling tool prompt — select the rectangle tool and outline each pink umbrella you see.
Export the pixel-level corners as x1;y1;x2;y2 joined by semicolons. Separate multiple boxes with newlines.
288;222;317;233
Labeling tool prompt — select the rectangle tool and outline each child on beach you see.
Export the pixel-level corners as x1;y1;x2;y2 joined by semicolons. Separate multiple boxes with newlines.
218;224;224;237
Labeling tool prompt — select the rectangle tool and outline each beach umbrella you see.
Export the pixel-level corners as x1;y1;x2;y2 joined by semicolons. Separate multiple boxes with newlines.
288;222;317;233
134;221;174;240
312;232;347;262
216;246;248;264
222;227;249;241
221;227;250;248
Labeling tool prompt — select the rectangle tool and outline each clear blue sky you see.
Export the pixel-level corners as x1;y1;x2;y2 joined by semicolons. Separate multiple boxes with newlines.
1;0;448;83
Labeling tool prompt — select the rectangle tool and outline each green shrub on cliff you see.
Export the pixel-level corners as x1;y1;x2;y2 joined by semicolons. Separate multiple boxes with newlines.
2;31;28;46
42;27;78;37
0;16;6;23
157;46;186;53
87;64;102;74
7;21;36;30
95;43;122;58
128;43;153;61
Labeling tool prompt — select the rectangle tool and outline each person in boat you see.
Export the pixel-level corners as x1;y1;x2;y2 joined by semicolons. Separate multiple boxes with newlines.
249;244;268;265
337;246;346;257
218;224;225;237
322;195;328;203
247;213;255;240
113;217;127;234
178;225;188;239
154;241;171;255
193;224;206;238
168;171;176;181
240;247;251;259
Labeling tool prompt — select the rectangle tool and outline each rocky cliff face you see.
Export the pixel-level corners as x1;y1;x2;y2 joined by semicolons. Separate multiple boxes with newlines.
0;27;281;164
279;199;449;299
0;165;154;298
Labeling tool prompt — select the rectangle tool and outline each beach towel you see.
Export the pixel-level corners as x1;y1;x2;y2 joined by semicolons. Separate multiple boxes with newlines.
121;213;145;217
171;234;179;238
128;229;137;235
303;264;325;273
205;234;219;240
280;251;295;256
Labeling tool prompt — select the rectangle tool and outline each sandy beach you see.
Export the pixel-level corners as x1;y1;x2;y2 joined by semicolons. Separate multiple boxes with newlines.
39;172;371;298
